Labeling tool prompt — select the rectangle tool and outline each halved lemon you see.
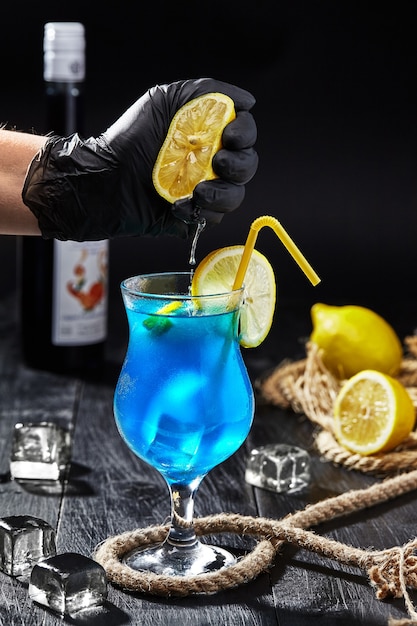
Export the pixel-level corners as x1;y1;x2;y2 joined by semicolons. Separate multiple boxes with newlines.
152;93;236;203
333;369;415;456
191;245;276;348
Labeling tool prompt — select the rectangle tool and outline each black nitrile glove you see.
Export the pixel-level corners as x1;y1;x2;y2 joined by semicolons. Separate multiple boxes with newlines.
22;78;258;241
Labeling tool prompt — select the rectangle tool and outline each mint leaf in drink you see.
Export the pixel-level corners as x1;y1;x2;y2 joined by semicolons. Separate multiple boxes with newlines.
143;317;173;335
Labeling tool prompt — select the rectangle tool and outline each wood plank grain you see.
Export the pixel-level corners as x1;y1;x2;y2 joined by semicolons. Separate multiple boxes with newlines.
0;298;82;625
2;291;416;624
53;380;279;625
247;403;417;624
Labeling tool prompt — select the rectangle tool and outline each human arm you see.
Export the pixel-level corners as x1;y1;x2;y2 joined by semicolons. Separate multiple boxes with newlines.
21;78;258;241
0;130;46;235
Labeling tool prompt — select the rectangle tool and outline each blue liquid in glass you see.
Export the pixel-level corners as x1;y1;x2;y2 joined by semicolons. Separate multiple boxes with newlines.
114;298;254;485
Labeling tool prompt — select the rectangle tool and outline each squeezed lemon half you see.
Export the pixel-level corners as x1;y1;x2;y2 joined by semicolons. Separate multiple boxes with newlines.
191;245;276;348
333;369;415;455
153;93;236;203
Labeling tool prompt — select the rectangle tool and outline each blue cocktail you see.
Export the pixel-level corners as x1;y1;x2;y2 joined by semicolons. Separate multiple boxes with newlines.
114;271;254;576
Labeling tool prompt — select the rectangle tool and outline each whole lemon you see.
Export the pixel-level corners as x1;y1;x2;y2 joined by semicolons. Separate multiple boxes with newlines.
310;303;403;380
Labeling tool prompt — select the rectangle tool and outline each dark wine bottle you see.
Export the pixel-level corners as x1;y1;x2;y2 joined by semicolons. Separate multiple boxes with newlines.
19;22;108;377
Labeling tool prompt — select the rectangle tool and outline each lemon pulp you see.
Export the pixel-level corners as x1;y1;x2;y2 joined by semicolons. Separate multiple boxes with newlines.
333;369;415;455
191;245;276;348
153;93;236;203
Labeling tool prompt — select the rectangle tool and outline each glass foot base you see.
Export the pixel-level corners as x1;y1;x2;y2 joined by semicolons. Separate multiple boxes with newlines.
123;539;236;576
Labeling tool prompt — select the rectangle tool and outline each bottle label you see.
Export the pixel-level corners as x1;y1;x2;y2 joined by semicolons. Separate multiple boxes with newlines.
52;240;108;346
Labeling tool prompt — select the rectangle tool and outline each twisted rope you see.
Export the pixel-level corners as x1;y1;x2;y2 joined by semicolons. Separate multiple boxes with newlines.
94;468;417;624
93;336;417;623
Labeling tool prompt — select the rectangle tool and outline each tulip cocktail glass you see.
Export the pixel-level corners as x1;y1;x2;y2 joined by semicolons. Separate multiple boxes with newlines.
113;216;320;577
113;271;254;575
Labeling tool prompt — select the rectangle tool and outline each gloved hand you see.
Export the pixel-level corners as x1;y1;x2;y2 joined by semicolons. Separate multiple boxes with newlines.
22;78;258;241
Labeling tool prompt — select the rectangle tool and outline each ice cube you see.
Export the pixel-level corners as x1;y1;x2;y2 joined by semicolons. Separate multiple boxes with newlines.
10;422;71;481
29;553;107;615
245;444;311;494
0;515;56;577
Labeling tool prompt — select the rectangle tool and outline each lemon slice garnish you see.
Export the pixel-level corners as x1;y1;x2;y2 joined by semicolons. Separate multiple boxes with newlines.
191;245;276;348
334;369;415;456
152;93;236;203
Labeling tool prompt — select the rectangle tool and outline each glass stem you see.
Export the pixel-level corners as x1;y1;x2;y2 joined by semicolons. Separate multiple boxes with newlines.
166;479;202;548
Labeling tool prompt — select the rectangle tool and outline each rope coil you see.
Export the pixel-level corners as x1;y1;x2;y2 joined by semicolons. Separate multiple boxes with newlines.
94;336;417;624
94;469;417;623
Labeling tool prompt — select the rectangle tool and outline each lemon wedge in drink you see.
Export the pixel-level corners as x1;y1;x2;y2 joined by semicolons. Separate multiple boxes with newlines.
333;369;415;455
191;245;276;348
153;93;236;203
311;303;403;380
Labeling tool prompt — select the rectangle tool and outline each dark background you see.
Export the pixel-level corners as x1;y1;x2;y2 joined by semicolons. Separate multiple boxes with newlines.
2;0;417;354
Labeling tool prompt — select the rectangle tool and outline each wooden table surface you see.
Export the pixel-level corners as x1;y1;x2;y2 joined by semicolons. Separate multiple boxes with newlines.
1;292;417;626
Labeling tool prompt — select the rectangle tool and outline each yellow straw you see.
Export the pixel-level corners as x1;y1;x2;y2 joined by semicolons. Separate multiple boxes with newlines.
232;215;320;289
